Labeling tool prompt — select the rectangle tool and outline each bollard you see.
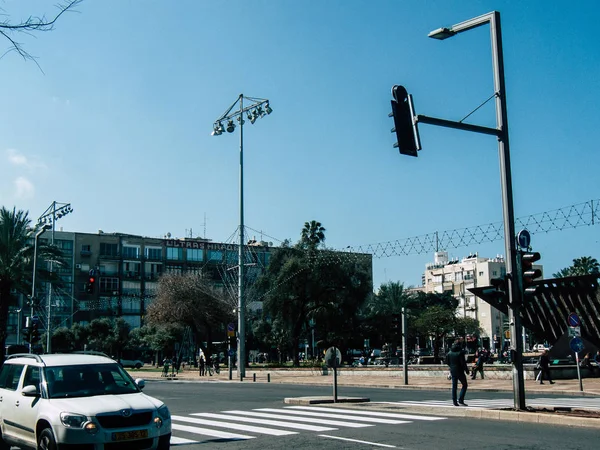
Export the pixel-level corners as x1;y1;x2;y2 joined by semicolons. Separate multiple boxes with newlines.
253;373;256;382
267;373;270;383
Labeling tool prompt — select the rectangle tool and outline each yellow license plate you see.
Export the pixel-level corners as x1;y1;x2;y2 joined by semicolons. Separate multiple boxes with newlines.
112;429;148;441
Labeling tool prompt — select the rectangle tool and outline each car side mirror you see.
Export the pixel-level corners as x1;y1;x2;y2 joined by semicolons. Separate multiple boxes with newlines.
135;378;145;390
21;384;40;397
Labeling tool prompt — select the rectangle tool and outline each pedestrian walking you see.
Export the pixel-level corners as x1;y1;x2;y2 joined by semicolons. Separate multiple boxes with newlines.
471;348;486;380
537;349;555;385
198;351;206;376
446;340;469;406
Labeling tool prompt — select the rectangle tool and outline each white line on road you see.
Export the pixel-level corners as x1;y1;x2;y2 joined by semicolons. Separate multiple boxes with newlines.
220;409;371;428
171;423;254;440
170;436;200;445
319;434;398;448
171;414;297;436
286;405;446;421
257;408;409;424
191;412;336;432
249;409;374;428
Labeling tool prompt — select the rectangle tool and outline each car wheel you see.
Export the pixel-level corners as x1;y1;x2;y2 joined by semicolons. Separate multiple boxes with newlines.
38;427;57;450
135;363;142;369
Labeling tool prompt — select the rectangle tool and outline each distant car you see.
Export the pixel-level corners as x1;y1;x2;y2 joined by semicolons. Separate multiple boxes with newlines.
0;353;170;449
120;358;145;369
533;344;549;352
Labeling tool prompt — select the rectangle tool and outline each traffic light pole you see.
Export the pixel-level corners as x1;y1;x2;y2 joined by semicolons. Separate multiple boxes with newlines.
422;12;525;410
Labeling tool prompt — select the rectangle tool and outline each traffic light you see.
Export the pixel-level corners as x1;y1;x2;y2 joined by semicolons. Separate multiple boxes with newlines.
391;313;400;336
23;317;32;344
31;318;41;343
479;276;507;303
86;269;96;294
390;85;421;157
520;251;542;299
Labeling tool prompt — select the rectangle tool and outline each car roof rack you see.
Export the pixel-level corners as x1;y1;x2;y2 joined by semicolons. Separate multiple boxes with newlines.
72;350;111;358
6;353;44;363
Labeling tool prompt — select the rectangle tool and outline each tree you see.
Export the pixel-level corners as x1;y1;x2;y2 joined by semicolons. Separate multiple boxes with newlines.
1;1;82;65
145;272;234;357
0;207;62;361
300;220;326;251
256;222;371;366
553;256;599;278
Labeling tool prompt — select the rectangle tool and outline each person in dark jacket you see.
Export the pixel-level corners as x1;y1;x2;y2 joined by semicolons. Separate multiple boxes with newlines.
471;348;485;380
538;349;554;384
446;340;469;406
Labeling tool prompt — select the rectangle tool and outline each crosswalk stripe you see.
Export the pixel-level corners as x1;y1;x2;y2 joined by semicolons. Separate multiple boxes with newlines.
224;409;374;428
171;423;254;440
379;397;600;411
170;436;200;445
255;408;406;425
171;414;297;436
286;405;446;421
191;412;335;431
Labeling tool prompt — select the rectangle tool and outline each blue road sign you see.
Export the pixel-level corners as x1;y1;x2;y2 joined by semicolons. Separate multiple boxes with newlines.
228;349;235;357
227;322;235;332
570;336;584;353
517;229;531;249
568;312;581;327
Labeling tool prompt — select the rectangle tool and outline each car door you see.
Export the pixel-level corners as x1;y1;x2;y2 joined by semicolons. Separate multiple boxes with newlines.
12;365;43;447
0;363;25;443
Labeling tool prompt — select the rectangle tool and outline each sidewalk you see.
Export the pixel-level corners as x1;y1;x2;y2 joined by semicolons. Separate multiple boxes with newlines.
133;367;600;396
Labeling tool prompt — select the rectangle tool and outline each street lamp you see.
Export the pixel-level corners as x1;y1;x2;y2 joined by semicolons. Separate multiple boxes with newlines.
428;11;525;410
31;223;51;351
212;94;272;378
38;201;73;353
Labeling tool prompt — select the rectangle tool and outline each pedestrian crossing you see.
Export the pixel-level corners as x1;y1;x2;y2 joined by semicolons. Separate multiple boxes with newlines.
169;405;446;445
379;397;600;411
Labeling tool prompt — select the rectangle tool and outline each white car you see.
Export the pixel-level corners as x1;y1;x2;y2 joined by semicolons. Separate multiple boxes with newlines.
0;353;171;450
120;359;145;369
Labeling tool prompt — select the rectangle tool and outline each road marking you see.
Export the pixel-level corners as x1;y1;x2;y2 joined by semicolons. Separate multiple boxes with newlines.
379;397;600;411
191;412;335;431
257;407;408;424
287;405;446;421
221;409;374;428
171;414;297;436
171;423;254;440
170;436;199;445
319;434;398;448
254;408;377;427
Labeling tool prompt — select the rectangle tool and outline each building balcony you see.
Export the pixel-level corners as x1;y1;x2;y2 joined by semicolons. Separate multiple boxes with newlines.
99;253;120;260
80;250;92;257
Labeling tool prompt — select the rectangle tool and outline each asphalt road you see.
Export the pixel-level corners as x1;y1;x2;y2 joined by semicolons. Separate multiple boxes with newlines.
144;381;599;450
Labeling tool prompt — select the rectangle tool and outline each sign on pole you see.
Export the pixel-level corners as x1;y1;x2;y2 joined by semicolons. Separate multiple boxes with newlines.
570;336;584;353
227;322;235;337
567;312;581;327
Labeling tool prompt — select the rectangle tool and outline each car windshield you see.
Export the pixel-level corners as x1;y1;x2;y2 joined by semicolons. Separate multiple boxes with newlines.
44;363;140;399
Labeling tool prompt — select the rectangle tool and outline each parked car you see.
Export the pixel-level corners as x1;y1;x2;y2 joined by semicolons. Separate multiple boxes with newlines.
533;344;549;352
120;358;145;369
0;353;171;449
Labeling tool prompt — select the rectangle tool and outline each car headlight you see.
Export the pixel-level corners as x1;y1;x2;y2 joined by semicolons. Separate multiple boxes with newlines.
60;412;89;428
157;405;170;421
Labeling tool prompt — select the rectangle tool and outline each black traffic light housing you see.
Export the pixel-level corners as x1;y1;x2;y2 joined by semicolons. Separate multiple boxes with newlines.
391;313;400;335
390;85;421;157
86;269;96;294
30;317;41;343
520;251;542;299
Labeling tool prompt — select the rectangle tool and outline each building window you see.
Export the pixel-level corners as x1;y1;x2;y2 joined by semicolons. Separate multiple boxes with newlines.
122;246;139;259
167;247;183;260
187;249;204;262
100;243;118;257
99;277;119;293
492;270;497;276
226;251;237;264
146;247;162;260
479;271;484;276
208;250;223;262
81;244;91;253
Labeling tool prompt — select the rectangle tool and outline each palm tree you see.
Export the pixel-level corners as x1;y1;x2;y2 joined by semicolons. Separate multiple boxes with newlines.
552;256;599;278
299;220;326;250
0;207;61;360
571;256;599;275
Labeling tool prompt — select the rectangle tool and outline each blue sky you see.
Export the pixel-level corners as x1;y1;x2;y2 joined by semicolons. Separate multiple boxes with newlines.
1;0;598;289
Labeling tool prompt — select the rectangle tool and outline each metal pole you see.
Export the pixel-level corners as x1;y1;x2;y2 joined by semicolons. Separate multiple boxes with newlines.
575;352;583;392
490;11;525;410
31;226;47;352
402;307;408;385
47;201;56;353
238;94;246;379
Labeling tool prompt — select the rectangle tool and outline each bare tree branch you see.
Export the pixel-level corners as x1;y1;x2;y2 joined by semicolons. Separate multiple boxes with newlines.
0;0;82;64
